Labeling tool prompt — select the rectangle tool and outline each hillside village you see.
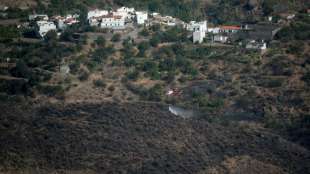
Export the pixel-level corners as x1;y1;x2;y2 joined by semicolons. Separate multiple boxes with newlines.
0;1;310;174
18;5;294;51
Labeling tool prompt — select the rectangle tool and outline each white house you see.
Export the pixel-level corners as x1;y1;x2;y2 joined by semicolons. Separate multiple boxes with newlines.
54;14;79;30
189;21;207;43
117;7;135;13
207;27;220;34
100;15;125;29
152;15;176;26
36;21;57;37
89;17;101;26
193;31;206;43
136;11;148;24
213;35;228;43
187;21;207;32
246;40;267;50
87;9;108;19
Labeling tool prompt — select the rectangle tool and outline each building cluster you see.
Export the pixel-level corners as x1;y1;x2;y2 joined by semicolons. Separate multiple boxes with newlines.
185;19;281;51
87;7;148;29
29;13;80;37
26;5;284;51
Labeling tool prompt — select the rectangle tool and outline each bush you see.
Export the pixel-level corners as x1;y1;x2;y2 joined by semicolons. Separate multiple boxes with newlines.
0;26;20;39
260;77;284;88
93;79;106;87
150;34;161;47
78;70;89;81
37;84;64;96
137;41;150;57
108;85;115;92
95;36;106;47
147;84;163;101
301;72;310;85
139;28;150;37
126;70;139;81
124;58;137;67
111;33;121;42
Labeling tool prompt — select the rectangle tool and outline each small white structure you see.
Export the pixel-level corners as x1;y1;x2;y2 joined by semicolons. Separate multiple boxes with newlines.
54;14;79;30
207;27;220;34
87;9;108;19
152;15;176;26
246;40;267;50
136;11;148;24
213;35;228;43
100;15;125;29
287;14;296;20
89;17;101;26
187;21;207;32
29;14;49;21
193;31;206;43
189;21;207;43
117;7;135;13
0;6;8;11
36;21;57;37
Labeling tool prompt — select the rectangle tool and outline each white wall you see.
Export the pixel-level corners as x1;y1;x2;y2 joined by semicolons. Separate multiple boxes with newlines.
136;11;148;24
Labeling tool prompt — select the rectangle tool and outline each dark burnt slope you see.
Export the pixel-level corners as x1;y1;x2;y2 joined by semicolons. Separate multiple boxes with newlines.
0;102;309;173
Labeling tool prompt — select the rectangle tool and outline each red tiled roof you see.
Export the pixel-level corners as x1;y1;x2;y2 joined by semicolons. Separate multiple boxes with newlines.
220;26;241;30
91;14;122;20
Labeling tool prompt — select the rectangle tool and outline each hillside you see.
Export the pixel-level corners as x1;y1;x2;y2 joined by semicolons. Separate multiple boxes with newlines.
0;102;309;174
2;0;309;22
0;0;310;173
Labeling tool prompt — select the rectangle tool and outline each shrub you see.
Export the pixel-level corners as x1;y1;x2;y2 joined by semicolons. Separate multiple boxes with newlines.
126;70;139;81
137;41;150;57
139;28;150;37
78;70;89;81
0;26;20;39
150;34;161;47
301;72;310;85
93;79;106;87
37;84;64;96
95;36;106;47
124;58;137;67
147;84;163;101
111;33;121;42
108;85;115;92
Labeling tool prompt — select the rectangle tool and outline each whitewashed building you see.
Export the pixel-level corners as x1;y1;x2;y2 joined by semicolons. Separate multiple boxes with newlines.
187;21;207;32
29;14;49;21
100;15;125;29
246;40;267;50
54;14;79;30
36;21;57;37
87;9;108;19
213;35;228;43
207;27;220;34
136;11;148;24
117;7;135;13
89;17;101;26
193;31;206;43
189;21;207;43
